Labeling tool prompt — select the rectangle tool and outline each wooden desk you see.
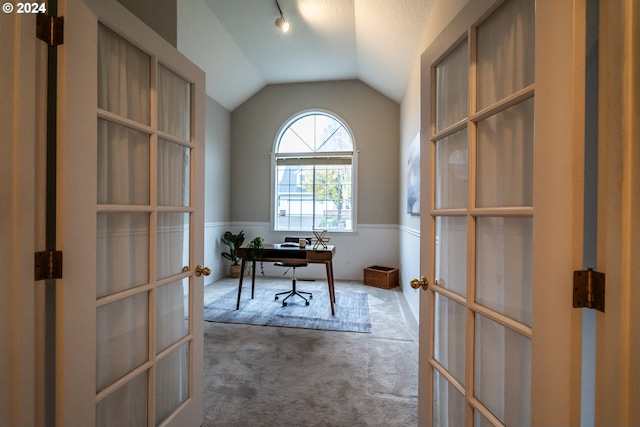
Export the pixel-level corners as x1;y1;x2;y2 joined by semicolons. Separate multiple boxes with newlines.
235;244;336;315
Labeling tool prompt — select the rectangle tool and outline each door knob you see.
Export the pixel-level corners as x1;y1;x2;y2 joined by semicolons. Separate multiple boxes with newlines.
410;276;429;291
195;265;211;277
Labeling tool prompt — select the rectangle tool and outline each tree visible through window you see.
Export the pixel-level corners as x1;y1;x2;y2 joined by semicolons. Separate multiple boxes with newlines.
274;112;355;231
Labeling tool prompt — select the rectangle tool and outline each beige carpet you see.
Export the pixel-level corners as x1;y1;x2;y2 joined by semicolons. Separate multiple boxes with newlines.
202;278;419;427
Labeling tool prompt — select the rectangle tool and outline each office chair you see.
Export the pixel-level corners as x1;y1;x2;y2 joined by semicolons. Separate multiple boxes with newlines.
274;237;313;306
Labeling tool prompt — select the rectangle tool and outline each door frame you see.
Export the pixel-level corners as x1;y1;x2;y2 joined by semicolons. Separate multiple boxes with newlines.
596;0;640;425
0;11;40;427
418;0;586;425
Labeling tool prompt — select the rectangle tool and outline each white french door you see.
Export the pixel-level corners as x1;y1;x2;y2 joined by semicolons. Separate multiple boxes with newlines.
418;0;586;425
58;1;205;426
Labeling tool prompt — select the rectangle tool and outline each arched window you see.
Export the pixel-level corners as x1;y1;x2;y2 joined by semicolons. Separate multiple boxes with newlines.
273;112;356;231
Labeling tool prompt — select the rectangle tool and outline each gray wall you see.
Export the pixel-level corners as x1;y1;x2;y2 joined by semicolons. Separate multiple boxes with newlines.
230;79;400;225
205;95;231;224
204;95;233;282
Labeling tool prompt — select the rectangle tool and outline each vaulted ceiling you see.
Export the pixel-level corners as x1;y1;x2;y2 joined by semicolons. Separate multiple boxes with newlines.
177;0;434;111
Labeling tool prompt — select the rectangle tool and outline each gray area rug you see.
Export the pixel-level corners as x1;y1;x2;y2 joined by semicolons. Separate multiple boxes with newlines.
204;287;371;333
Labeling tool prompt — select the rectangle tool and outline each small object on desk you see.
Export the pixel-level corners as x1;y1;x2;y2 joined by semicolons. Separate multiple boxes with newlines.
299;238;306;248
312;230;330;249
280;242;297;247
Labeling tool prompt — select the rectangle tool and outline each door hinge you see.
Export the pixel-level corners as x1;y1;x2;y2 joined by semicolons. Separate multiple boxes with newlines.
36;14;64;47
35;250;63;281
573;268;605;312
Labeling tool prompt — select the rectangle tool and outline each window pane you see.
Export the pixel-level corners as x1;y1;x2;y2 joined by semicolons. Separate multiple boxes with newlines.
318;124;352;152
277;114;354;153
433;370;466;427
98;24;149;124
435;216;467;297
435;129;468;209
477;97;534;208
434;294;466;385
97;119;149;205
436;39;469;131
158;64;191;140
97;213;149;298
96;292;149;392
474;410;495;427
477;0;535;110
96;371;148;427
275;164;352;231
157;139;190;207
278;128;309;153
475;314;531;427
155;343;189;426
156;278;189;353
476;217;532;326
156;212;190;280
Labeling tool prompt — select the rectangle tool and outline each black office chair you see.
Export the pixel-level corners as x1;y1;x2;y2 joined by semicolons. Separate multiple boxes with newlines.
274;237;313;306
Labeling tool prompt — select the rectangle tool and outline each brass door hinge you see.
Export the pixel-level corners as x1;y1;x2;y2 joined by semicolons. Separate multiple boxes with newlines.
573;268;605;312
35;250;63;281
37;14;64;47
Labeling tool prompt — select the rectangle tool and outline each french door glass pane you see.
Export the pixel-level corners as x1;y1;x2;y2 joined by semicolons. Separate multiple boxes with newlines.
156;343;190;426
434;293;466;385
476;216;533;326
474;314;531;427
156;278;189;353
473;410;495;427
97;23;150;124
96;292;149;392
435;129;468;209
433;369;466;427
476;0;535;110
157;139;190;207
476;97;534;208
435;216;467;296
96;371;148;427
156;212;190;280
436;40;469;132
97;119;149;205
97;213;149;298
158;64;191;140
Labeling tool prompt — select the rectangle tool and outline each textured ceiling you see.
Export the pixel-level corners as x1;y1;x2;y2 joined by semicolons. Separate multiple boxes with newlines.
177;0;434;111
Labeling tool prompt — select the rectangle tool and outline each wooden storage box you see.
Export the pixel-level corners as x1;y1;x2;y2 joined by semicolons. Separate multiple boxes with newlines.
363;265;399;289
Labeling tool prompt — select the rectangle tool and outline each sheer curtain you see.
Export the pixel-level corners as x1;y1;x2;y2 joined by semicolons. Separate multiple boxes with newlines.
96;24;192;427
155;64;192;425
473;0;534;425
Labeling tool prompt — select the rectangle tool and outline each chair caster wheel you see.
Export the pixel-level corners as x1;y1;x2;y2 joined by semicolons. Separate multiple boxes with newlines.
305;301;310;306
309;295;313;299
283;302;287;307
275;296;279;301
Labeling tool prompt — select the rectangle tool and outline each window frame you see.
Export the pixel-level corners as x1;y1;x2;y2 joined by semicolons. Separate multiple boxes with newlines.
271;110;358;233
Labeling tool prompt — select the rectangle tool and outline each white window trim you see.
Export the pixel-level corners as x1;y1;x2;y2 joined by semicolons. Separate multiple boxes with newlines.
270;110;358;233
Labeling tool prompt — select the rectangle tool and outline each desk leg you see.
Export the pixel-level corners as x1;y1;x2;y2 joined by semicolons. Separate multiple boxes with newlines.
236;260;246;310
325;260;335;316
251;260;256;299
328;260;336;303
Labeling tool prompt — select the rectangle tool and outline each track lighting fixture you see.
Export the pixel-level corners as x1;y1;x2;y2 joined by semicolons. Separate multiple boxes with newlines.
274;0;289;32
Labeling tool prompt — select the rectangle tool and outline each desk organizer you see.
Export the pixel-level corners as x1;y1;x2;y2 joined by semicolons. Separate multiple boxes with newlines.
363;266;399;289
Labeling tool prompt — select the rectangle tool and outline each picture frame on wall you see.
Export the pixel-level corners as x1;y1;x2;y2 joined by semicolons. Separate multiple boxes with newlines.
407;132;420;215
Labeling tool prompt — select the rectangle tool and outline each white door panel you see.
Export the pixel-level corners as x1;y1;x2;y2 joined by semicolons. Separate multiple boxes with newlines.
59;1;205;426
418;1;585;425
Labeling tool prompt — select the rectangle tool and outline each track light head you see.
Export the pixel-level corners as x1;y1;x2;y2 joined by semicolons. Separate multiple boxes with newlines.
274;0;289;33
275;17;289;32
